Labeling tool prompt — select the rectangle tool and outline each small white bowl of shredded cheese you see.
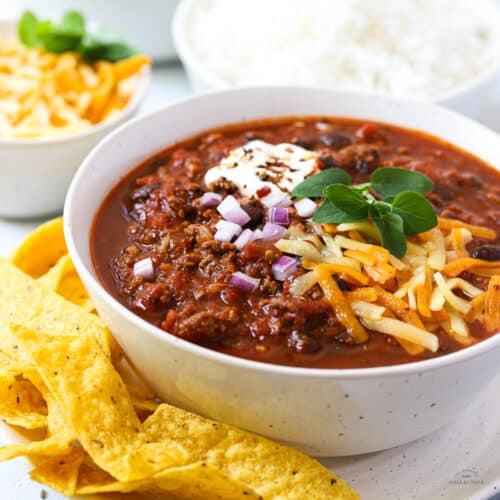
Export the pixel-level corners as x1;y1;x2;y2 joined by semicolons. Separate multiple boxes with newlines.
173;0;500;117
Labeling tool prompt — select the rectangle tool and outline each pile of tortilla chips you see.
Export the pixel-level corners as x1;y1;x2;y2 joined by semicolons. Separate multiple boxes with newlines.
0;218;359;499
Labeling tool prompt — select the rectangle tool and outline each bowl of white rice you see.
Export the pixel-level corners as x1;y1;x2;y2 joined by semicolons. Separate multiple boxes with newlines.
173;0;500;117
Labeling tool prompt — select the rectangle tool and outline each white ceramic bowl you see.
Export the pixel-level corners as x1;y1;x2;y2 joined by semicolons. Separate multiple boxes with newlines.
172;0;500;118
0;20;150;219
65;87;500;457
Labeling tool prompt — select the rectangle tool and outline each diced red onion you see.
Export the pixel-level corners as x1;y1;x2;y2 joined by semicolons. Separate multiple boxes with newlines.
133;257;154;280
253;229;263;240
234;228;254;250
200;192;222;207
272;255;297;281
217;195;250;225
214;220;242;241
230;271;260;293
262;192;292;208
294;197;317;218
269;207;289;226
262;222;286;240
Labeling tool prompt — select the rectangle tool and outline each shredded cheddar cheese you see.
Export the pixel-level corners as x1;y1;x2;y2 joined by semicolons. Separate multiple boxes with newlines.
314;264;369;343
277;215;498;354
438;217;497;240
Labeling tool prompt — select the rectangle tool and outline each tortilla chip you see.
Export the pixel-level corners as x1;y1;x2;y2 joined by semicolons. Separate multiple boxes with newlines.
10;217;67;278
0;370;74;461
0;323;34;374
76;461;260;499
37;254;94;312
0;372;47;430
144;405;358;500
30;446;86;496
0;259;116;359
9;322;358;499
10;324;187;482
76;456;116;491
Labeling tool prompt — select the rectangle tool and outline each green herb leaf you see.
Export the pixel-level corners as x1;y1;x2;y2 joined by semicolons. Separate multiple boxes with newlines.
17;10;136;62
314;184;369;223
79;34;136;62
292;168;351;198
312;199;368;224
18;11;39;47
39;33;81;53
323;184;370;220
370;200;391;215
371;167;434;197
370;208;407;258
60;11;85;37
391;191;438;235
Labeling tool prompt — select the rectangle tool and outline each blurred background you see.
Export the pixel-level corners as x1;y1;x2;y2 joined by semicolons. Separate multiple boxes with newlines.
2;0;500;125
0;0;180;61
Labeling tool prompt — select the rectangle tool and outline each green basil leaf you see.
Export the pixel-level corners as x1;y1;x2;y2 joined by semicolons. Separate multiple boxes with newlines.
391;191;438;236
370;200;391;216
370;208;407;258
39;30;81;53
18;11;39;47
371;167;434;197
323;184;370;219
35;13;83;54
18;10;134;62
79;33;136;62
60;11;85;37
34;20;53;39
312;199;368;224
292;168;351;198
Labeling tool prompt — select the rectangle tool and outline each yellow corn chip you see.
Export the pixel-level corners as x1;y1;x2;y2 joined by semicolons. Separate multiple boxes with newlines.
10;218;67;278
37;254;94;312
0;323;34;373
76;461;260;499
0;369;74;461
0;372;47;430
11;325;186;482
0;259;116;359
30;446;86;496
144;405;358;500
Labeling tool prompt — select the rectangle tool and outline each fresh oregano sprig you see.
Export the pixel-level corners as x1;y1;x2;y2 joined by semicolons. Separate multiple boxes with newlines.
18;10;137;62
292;167;438;258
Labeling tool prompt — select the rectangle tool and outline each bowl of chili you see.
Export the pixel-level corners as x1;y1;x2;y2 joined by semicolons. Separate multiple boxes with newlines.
64;87;500;456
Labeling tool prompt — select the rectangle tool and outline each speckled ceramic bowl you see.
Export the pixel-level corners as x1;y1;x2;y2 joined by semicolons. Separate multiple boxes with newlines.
65;87;500;456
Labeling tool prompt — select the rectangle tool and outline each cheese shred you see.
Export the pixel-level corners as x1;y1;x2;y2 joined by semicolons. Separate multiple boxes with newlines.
278;211;498;353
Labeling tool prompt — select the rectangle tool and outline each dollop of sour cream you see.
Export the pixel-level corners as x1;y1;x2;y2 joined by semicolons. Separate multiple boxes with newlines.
204;140;319;198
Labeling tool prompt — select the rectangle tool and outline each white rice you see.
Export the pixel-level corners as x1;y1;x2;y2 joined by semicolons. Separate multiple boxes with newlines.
186;0;500;98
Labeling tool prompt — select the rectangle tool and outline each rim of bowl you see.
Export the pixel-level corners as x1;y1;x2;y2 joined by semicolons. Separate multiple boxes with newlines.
0;18;151;147
65;86;500;381
172;0;500;104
